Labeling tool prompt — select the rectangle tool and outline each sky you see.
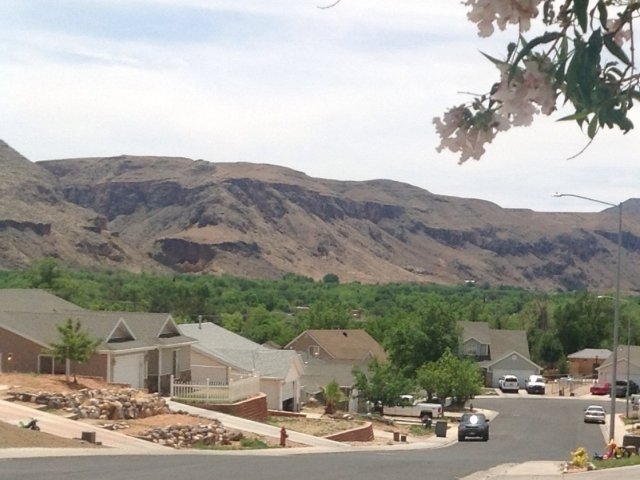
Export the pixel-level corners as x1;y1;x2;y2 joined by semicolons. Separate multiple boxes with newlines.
1;0;639;212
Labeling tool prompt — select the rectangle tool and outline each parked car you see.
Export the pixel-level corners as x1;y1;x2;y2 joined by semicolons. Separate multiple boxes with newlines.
583;405;606;424
613;379;640;398
458;412;490;441
590;382;611;396
499;375;519;393
524;375;546;394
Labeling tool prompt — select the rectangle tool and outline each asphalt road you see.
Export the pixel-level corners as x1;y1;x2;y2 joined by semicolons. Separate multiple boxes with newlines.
0;395;616;480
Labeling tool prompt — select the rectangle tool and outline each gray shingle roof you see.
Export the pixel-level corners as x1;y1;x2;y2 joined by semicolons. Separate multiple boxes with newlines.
0;305;196;351
0;289;85;313
567;348;612;360
179;322;301;379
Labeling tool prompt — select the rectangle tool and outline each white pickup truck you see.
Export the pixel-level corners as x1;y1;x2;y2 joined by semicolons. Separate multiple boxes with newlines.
380;395;443;419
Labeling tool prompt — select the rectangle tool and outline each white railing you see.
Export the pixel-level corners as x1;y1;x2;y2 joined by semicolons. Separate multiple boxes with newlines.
170;373;260;403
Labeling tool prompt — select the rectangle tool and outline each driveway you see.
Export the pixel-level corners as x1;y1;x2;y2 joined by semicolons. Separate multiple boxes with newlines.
0;399;167;452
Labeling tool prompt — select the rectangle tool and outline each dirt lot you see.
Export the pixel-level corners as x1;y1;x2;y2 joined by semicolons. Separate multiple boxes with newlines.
0;373;424;449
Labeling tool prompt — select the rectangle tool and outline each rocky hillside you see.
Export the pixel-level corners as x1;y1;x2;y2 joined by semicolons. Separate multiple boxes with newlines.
2;140;640;291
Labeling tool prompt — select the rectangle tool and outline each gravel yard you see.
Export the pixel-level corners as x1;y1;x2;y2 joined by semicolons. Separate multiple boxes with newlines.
0;373;430;449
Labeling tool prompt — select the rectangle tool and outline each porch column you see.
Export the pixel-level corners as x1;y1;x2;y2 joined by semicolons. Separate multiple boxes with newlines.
157;348;162;394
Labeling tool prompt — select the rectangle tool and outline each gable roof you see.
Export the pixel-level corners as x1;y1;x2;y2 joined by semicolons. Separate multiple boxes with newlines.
0;309;196;353
179;322;302;379
481;350;542;370
458;320;531;360
285;329;386;362
489;329;531;360
459;321;491;345
598;345;640;369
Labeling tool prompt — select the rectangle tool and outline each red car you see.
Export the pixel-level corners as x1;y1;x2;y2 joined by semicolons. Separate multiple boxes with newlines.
590;382;611;395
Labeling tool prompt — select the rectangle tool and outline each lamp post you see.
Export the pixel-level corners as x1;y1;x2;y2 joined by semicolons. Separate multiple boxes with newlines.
555;193;622;441
598;295;632;419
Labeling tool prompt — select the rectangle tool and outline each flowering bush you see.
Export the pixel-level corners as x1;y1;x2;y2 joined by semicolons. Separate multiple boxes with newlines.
571;446;590;468
435;1;640;163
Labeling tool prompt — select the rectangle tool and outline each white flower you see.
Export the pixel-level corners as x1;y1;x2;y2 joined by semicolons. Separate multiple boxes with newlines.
464;0;543;37
434;107;508;164
607;18;632;47
491;59;556;125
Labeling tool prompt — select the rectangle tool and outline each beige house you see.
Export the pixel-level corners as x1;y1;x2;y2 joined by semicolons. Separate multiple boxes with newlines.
0;289;196;394
458;321;541;388
596;345;640;386
567;348;611;378
179;322;304;411
284;329;387;411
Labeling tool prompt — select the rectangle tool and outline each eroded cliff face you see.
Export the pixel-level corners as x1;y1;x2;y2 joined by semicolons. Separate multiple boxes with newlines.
0;143;167;273
29;153;640;290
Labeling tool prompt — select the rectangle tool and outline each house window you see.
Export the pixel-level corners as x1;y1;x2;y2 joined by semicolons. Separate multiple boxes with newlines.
463;343;477;356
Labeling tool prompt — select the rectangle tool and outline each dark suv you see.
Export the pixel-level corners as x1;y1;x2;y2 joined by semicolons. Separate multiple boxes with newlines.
614;380;640;398
458;412;489;442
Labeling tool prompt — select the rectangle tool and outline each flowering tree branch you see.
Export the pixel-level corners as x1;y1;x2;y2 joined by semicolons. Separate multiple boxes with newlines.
435;0;640;163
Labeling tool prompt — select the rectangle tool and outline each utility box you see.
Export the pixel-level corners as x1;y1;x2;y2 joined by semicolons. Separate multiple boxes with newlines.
623;435;640;450
435;421;447;438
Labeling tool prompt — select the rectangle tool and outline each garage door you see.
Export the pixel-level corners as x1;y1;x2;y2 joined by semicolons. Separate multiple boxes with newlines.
112;354;144;388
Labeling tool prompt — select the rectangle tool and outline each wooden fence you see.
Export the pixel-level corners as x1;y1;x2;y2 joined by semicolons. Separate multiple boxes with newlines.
170;373;260;403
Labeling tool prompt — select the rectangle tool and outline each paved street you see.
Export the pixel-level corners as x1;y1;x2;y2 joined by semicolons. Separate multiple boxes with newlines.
0;392;639;480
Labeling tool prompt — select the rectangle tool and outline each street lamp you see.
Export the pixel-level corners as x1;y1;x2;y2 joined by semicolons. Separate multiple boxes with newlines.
598;295;632;419
555;193;623;441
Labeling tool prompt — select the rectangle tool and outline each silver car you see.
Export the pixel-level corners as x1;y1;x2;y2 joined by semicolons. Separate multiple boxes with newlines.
583;405;606;424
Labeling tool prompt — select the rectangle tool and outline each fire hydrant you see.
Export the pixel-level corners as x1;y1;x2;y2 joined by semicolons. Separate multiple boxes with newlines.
279;426;288;447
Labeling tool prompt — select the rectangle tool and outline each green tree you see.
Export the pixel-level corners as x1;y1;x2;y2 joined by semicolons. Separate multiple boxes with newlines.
28;258;61;289
46;318;102;383
536;331;564;368
436;1;640;163
416;350;483;409
384;295;459;378
352;359;413;412
554;293;609;353
322;273;340;284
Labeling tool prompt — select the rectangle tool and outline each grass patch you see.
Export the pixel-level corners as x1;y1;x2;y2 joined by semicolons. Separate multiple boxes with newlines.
592;455;640;470
408;424;434;437
191;436;271;450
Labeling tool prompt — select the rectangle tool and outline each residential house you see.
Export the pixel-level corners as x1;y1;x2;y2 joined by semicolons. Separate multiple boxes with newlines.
458;321;541;388
284;329;387;411
179;322;304;411
596;345;640;386
567;348;611;378
0;289;196;394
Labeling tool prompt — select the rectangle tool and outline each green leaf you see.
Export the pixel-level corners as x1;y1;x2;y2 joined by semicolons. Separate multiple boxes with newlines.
480;51;508;66
587;111;598;139
575;0;590;33
596;0;608;29
603;34;632;66
510;31;563;69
